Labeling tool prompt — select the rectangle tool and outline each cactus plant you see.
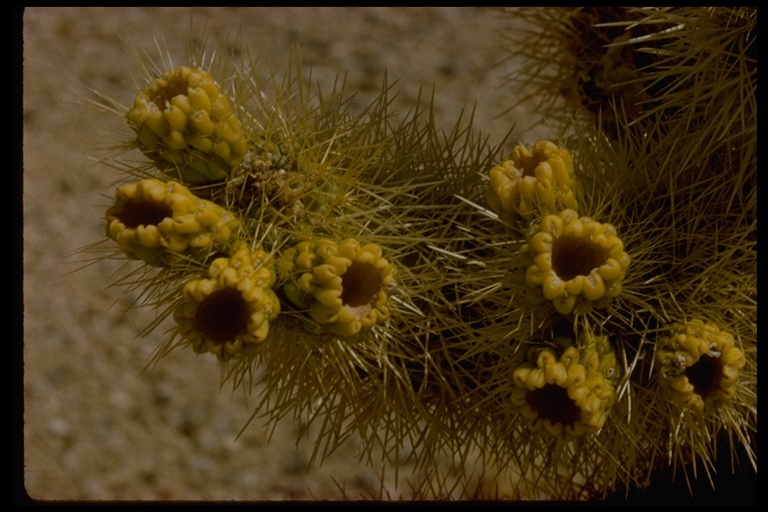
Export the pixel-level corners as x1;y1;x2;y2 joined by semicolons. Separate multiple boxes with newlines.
77;6;755;502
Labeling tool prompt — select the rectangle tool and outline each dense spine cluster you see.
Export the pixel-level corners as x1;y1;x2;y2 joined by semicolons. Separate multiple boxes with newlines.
86;6;756;500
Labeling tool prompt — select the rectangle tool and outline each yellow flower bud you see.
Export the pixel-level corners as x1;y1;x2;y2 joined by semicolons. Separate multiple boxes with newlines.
144;111;168;138
165;130;190;151
164;105;189;133
187;86;212;113
190;110;215;135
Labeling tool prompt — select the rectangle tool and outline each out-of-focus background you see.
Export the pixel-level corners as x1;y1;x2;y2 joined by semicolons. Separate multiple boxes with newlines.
22;7;551;500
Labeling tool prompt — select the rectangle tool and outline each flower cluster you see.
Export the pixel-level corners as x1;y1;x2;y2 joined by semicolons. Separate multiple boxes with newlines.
127;66;247;184
86;13;756;498
174;242;280;361
656;319;746;413
105;178;239;267
279;238;395;341
521;208;630;315
510;334;617;438
487;140;580;224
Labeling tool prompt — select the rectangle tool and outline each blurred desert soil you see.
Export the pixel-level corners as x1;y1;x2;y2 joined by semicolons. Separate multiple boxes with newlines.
22;7;548;500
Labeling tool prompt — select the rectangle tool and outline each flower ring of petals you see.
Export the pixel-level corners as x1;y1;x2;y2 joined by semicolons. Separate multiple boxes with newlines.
281;238;395;341
174;242;280;362
105;178;239;267
656;319;746;413
522;209;630;314
510;341;617;438
127;66;247;184
487;140;580;222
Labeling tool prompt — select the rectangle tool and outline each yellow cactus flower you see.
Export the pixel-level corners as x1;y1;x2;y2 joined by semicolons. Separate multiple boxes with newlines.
487;140;580;223
105;178;239;266
280;238;395;341
174;242;280;362
522;209;629;315
127;65;248;184
656;319;746;413
510;335;617;438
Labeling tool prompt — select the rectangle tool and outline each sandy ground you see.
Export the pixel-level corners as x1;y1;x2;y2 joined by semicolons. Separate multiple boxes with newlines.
21;7;551;501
